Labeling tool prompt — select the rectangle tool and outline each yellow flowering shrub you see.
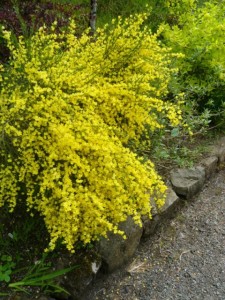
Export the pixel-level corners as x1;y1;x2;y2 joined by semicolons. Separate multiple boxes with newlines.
0;14;182;251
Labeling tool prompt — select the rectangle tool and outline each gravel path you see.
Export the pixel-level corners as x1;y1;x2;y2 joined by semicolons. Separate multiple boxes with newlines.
82;169;225;300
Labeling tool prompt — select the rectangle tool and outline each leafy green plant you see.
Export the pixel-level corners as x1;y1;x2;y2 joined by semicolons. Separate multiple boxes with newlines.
94;0;200;31
9;254;76;295
161;1;225;124
0;210;76;296
0;255;16;283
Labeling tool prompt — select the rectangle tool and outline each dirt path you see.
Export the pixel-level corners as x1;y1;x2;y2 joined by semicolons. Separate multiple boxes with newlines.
82;169;225;300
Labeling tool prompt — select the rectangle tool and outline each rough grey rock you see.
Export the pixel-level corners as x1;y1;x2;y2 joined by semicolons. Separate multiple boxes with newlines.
142;188;179;238
199;156;218;179
53;250;102;300
160;187;180;214
170;167;206;199
149;197;158;216
142;214;160;238
97;216;143;273
211;136;225;163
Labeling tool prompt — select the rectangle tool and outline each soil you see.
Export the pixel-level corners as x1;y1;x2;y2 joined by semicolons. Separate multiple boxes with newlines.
81;168;225;300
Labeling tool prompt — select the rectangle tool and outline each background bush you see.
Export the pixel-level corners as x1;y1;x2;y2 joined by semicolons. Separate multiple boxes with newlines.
0;0;89;63
161;1;225;124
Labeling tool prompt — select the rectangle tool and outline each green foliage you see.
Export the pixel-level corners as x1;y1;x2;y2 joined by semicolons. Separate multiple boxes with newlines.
0;254;74;295
161;1;225;122
49;0;199;32
0;255;16;283
150;129;211;172
0;204;49;259
0;206;75;295
147;0;198;32
9;254;75;295
97;0;149;27
91;0;199;32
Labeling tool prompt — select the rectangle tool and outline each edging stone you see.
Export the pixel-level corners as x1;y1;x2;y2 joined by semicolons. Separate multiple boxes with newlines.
97;216;143;273
211;137;225;163
142;187;180;238
170;166;206;199
199;156;218;179
53;250;102;300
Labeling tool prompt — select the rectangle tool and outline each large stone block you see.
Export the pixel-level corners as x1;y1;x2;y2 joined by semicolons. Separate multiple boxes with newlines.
53;250;102;300
142;187;179;238
170;166;206;199
211;137;225;163
97;216;143;273
142;214;160;238
160;187;180;214
199;156;218;179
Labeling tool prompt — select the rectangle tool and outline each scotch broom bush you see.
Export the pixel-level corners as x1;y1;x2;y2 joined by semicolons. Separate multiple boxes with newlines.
0;14;182;251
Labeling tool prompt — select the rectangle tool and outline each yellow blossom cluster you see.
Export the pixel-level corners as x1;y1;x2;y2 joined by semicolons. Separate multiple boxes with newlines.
0;14;182;251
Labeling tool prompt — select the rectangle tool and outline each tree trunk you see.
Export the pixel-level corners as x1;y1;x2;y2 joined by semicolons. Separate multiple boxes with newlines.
89;0;97;35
